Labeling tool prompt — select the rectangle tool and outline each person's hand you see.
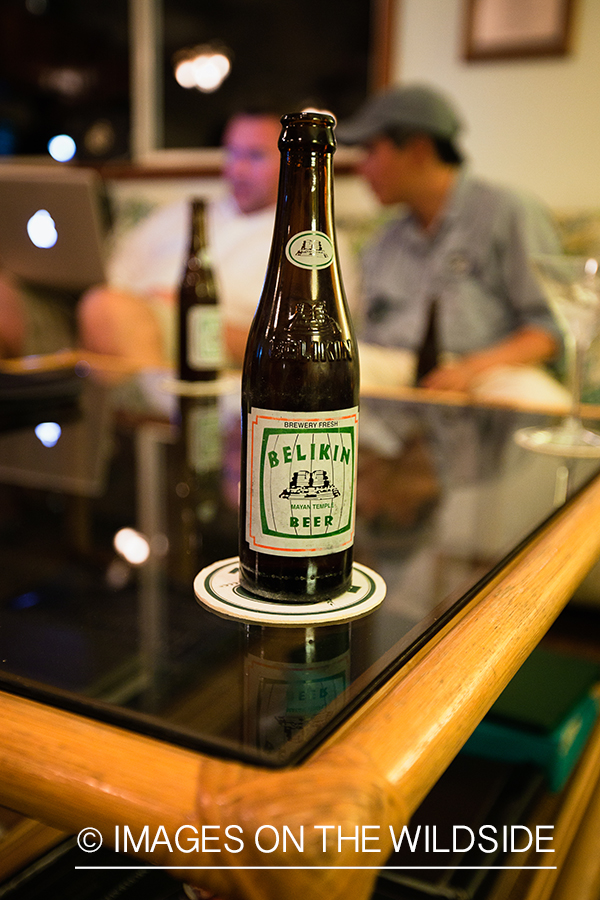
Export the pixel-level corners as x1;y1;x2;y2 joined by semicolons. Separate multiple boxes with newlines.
224;322;249;368
419;326;559;393
419;358;482;392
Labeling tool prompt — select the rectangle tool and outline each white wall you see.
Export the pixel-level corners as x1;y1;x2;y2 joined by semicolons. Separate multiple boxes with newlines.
395;0;600;210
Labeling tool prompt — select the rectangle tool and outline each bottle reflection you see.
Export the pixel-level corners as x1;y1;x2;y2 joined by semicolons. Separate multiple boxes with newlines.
170;394;223;585
243;622;351;760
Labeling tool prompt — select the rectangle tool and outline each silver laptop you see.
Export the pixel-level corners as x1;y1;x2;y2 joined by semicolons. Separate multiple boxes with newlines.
0;163;107;292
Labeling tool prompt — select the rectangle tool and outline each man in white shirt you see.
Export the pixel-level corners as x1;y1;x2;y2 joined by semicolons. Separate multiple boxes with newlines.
78;111;283;369
1;110;358;373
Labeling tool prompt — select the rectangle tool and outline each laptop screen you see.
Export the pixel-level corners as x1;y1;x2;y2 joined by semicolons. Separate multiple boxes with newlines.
0;164;108;293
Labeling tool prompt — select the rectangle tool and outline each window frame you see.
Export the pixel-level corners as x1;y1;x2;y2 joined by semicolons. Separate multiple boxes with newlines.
128;0;397;167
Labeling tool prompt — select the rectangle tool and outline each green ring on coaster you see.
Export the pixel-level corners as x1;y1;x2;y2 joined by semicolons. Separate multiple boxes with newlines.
194;557;386;625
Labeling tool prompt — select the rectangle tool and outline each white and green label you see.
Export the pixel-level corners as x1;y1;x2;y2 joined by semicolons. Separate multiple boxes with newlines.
187;305;224;368
285;231;334;269
246;406;358;556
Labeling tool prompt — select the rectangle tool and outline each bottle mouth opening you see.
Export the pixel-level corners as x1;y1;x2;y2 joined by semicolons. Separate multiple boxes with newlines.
280;111;336;126
279;112;337;152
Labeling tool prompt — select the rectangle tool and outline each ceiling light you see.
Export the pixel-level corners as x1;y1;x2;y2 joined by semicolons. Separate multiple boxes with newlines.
174;43;232;93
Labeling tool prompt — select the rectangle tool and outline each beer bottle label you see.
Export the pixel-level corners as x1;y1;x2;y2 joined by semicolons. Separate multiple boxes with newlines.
187;306;224;368
246;406;358;556
285;231;334;270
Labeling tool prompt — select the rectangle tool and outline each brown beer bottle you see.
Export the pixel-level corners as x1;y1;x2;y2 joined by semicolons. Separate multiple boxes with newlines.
239;112;359;602
177;198;224;381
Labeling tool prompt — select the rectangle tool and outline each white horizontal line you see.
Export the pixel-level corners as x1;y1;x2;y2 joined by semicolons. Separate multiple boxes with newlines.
75;866;557;871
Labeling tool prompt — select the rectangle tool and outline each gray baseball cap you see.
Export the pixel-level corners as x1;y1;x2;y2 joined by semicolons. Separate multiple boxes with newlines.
336;84;464;145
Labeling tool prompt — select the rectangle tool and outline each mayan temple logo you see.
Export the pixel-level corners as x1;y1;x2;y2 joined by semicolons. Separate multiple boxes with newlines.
294;237;330;261
279;468;340;501
286;231;334;269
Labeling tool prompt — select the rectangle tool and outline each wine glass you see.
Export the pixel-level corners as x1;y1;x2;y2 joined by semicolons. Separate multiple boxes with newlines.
514;255;600;457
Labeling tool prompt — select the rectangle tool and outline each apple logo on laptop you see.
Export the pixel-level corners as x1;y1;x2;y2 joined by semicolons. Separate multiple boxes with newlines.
26;209;58;249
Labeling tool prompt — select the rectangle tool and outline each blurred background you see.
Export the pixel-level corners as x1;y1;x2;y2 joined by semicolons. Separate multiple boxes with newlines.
0;0;377;160
1;0;599;210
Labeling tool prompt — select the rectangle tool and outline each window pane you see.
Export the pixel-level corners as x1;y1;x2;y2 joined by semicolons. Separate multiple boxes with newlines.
161;0;372;149
0;0;129;159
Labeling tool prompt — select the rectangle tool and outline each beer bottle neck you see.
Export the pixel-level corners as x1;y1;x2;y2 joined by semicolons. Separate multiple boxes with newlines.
189;200;208;256
275;147;335;241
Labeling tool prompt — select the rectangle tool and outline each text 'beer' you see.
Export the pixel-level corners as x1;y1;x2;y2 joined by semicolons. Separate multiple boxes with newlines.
239;112;359;602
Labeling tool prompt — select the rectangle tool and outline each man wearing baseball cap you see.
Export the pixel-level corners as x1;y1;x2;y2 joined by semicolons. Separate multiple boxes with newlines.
337;84;563;395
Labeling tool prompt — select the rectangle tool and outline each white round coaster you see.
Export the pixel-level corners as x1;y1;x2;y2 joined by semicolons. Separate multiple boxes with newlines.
161;374;240;397
194;557;386;625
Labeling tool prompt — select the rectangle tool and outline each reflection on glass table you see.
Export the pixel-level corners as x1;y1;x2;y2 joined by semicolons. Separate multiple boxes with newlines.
1;375;600;769
515;255;600;457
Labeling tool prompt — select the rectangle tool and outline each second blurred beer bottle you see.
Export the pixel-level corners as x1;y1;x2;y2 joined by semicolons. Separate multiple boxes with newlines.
239;112;359;602
178;198;224;381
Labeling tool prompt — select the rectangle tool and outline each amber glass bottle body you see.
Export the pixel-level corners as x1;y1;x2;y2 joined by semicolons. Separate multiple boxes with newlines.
239;113;359;603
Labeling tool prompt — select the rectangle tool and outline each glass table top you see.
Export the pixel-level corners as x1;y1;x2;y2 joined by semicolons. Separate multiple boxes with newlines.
1;371;599;768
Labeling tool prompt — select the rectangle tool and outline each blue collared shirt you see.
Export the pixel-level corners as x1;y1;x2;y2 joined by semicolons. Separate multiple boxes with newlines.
360;171;562;356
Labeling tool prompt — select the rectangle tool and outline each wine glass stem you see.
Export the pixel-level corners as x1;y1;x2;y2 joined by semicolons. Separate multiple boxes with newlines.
565;336;585;429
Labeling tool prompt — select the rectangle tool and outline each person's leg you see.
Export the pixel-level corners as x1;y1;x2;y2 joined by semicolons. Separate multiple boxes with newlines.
78;285;169;369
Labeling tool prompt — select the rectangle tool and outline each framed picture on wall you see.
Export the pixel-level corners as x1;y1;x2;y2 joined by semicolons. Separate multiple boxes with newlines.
463;0;575;61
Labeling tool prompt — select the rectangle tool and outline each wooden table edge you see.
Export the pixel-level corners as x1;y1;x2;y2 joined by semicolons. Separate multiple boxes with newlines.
1;472;600;898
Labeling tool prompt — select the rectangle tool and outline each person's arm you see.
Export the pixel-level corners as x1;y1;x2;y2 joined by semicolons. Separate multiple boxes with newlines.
420;324;559;392
77;285;169;370
423;189;563;393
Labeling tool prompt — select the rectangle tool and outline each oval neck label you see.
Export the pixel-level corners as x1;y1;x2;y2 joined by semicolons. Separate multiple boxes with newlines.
285;231;334;269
